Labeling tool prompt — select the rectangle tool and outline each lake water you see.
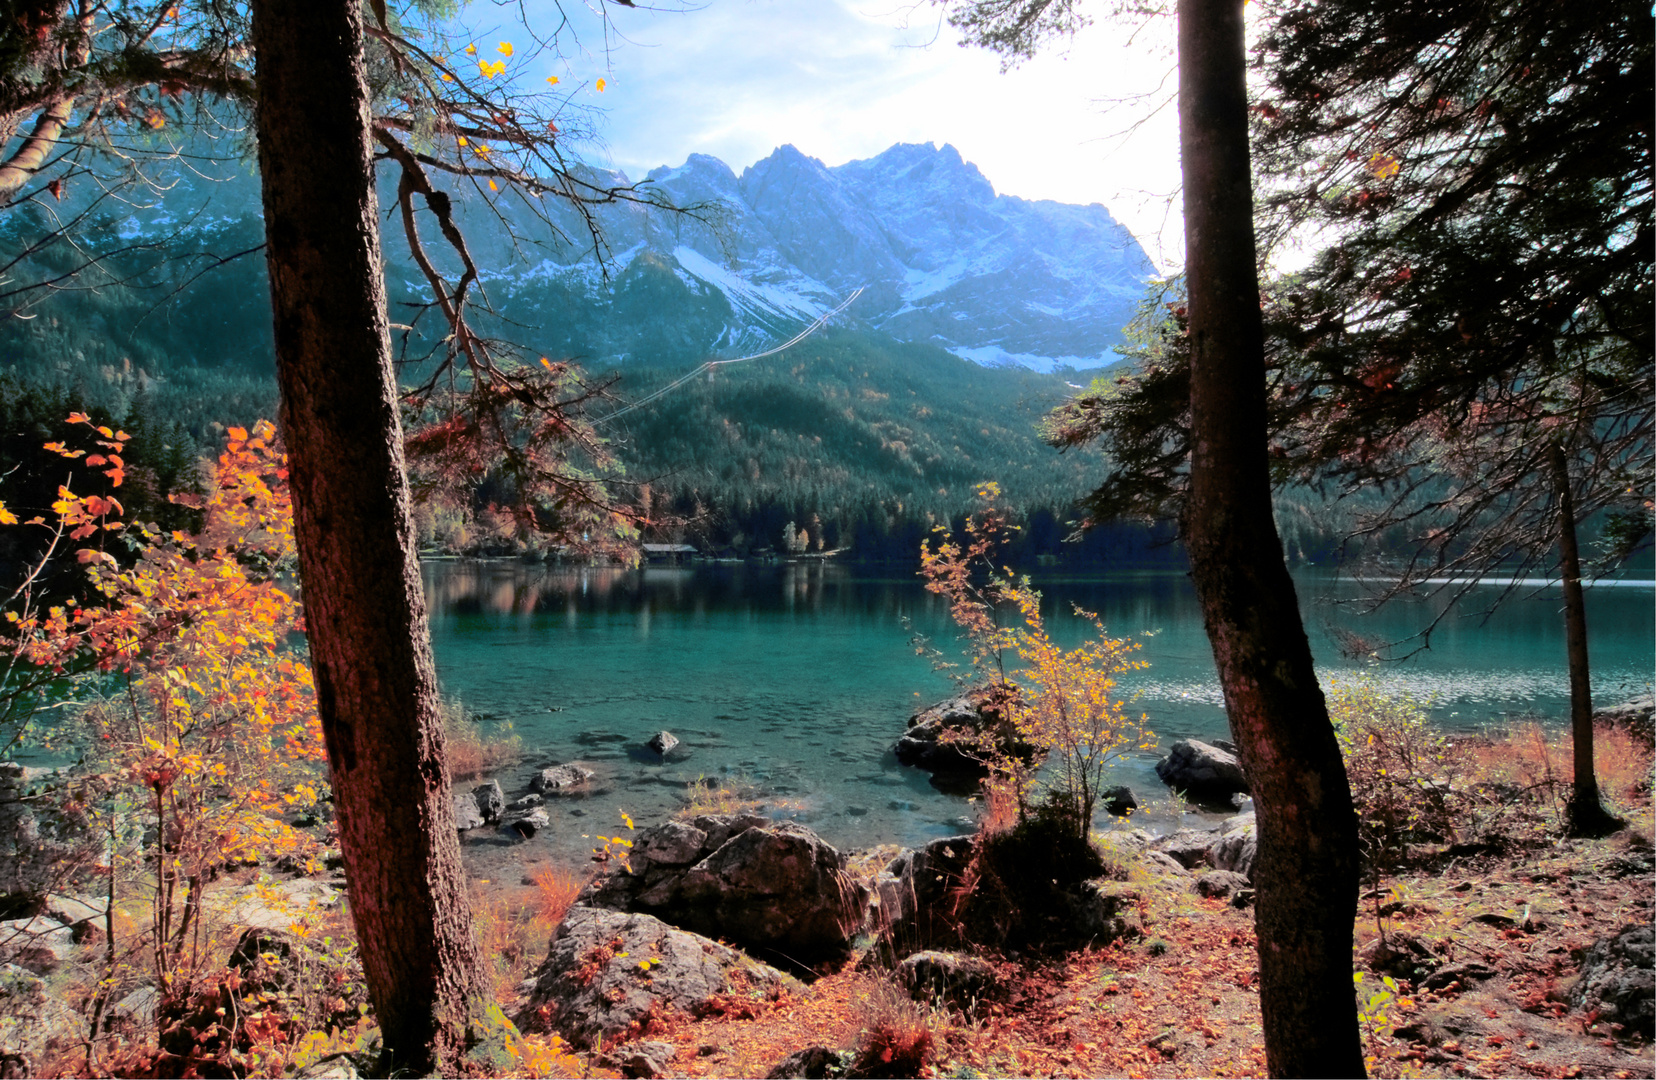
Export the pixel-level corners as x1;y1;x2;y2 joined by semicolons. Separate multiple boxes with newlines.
426;560;1654;874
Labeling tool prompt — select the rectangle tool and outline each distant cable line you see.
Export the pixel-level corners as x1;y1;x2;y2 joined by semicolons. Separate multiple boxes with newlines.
597;287;864;425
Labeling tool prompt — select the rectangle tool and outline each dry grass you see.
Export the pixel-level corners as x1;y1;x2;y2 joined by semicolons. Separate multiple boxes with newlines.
528;863;589;930
850;980;939;1078
444;698;524;781
1467;719;1654;827
678;775;765;818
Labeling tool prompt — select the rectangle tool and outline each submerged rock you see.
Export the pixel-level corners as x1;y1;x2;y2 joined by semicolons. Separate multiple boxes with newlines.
532;763;595;794
645;731;680;756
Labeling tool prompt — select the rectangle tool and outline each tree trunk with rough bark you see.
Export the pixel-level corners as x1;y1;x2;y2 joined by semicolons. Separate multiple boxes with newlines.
249;2;492;1072
1177;0;1365;1075
1547;442;1618;836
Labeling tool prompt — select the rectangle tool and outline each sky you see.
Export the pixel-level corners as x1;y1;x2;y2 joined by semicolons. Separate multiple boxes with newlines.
497;1;1187;270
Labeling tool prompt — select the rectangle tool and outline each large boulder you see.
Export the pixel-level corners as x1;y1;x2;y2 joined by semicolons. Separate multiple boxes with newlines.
584;815;868;965
516;907;798;1049
893;689;1035;778
1155;739;1250;802
1150;827;1219;870
1569;924;1654;1037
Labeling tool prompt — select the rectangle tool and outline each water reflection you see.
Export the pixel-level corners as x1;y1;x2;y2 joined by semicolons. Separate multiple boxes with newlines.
421;560;1653;874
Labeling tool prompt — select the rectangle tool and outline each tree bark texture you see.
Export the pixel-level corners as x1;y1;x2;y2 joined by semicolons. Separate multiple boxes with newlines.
250;2;488;1072
1177;0;1365;1075
1547;442;1613;835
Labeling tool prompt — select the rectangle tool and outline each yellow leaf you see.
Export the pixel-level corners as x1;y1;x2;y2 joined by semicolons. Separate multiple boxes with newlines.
465;43;477;54
457;136;467;146
546;75;560;85
595;77;606;92
498;41;513;56
0;502;15;526
488;179;499;191
441;73;453;82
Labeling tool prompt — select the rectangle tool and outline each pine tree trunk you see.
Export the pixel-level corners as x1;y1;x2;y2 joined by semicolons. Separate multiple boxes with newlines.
249;2;490;1071
1177;0;1365;1075
1548;442;1616;835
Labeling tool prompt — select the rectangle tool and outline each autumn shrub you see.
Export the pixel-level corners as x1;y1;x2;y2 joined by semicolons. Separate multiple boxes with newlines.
1328;678;1485;869
851;980;939;1079
916;483;1154;838
1466;718;1654;828
0;418;336;1067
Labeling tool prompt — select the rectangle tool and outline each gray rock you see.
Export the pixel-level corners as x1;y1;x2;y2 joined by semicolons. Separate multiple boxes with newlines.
1154;739;1250;801
509;793;544;811
1569;924;1654;1035
532;763;595;794
1194;870;1252;900
898;949;996;1005
675;822;870;962
517;906;798;1049
1139;850;1193;878
632;820;708;869
504;806;551;839
473;780;506;823
42;894;106;942
1067;881;1142;945
0;764;97;899
1101;785;1139;816
1208;811;1258;881
766;1046;849;1079
293;1052;364;1079
0;917;73;973
646;731;680;756
1152;828;1219;870
586;816;867;964
598;1039;677;1079
453;790;486;831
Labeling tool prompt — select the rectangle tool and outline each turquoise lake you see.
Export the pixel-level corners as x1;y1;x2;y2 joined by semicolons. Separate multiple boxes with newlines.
426;560;1654;871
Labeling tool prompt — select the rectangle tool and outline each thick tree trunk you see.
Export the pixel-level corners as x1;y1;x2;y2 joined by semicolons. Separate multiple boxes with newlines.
250;2;490;1072
1547;443;1617;835
1177;1;1365;1076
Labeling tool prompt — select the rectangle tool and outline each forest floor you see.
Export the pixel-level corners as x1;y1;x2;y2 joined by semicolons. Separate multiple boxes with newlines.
538;824;1652;1080
487;719;1654;1080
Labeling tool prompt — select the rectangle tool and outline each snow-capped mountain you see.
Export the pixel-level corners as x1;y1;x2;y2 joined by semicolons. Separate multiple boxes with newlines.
462;142;1155;372
31;140;1154;373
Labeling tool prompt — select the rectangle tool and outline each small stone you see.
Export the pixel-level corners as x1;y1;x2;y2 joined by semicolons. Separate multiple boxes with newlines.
598;1039;676;1079
532;764;594;794
504;806;551;839
645;731;679;756
472;780;506;823
453;790;486;831
1194;870;1251;900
